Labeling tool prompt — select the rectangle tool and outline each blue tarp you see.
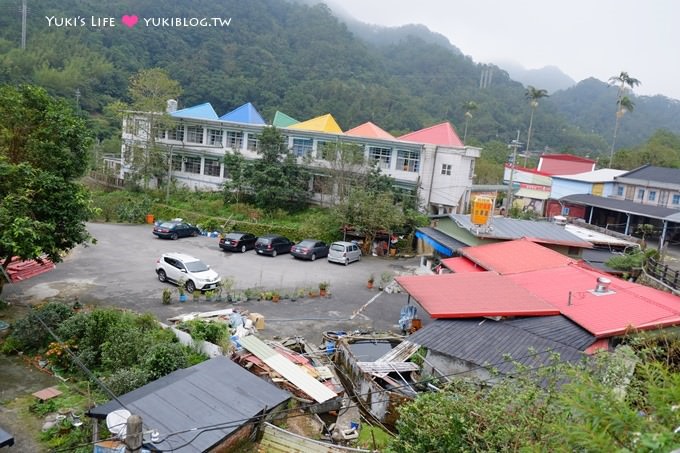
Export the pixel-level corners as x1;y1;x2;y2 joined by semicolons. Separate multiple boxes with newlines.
415;230;454;256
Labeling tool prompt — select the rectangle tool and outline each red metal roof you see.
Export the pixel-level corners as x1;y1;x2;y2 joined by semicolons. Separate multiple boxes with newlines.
537;154;596;175
398;122;464;147
539;153;596;163
504;163;552;176
395;273;560;318
507;264;680;338
460;239;577;275
345;121;396;140
440;257;485;273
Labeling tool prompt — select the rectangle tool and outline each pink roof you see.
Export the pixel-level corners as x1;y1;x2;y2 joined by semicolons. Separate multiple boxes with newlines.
460;239;577;275
539;153;596;163
395;273;560;318
507;265;680;338
398;122;464;147
441;257;486;273
537;154;596;175
345;122;396;140
504;163;552;176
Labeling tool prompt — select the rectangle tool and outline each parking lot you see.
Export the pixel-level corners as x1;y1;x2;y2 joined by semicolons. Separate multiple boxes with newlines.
3;223;423;344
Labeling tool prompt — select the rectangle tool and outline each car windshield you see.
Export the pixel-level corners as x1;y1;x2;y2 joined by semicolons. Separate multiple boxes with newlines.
225;233;242;240
185;260;209;272
159;222;176;228
330;244;345;251
298;240;316;247
257;238;271;244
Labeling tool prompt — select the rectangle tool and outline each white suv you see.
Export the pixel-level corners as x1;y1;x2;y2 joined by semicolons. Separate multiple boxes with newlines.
155;253;220;293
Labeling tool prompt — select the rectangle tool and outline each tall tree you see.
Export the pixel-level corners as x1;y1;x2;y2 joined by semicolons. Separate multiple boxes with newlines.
608;71;641;166
461;101;478;144
0;85;94;294
524;86;549;165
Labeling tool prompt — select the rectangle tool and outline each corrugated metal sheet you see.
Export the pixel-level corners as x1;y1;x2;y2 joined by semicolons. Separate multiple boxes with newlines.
505;316;595;351
560;193;679;220
260;423;372;452
240;335;337;403
375;340;421;363
408;318;585;376
450;214;592;247
357;362;420;374
0;427;14;448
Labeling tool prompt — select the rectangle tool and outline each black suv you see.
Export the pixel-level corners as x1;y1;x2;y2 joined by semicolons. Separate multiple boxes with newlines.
219;232;258;253
254;235;293;257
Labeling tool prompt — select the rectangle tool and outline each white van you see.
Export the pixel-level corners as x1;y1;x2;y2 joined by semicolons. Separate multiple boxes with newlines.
327;241;362;265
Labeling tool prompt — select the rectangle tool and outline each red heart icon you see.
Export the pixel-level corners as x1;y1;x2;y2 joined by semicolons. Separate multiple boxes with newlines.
121;15;138;28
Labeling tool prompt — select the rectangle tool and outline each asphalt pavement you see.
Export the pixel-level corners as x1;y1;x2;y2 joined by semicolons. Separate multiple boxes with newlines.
3;223;425;345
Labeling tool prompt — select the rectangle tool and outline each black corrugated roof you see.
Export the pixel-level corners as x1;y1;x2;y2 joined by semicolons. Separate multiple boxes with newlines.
561;193;679;220
506;316;595;351
0;427;14;448
408;317;588;376
88;356;290;453
619;165;680;185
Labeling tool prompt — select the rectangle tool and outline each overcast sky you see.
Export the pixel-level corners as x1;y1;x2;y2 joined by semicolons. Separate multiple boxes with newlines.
328;0;678;100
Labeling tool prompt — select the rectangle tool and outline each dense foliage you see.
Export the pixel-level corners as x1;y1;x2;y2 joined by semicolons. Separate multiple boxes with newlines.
1;0;675;155
389;335;680;452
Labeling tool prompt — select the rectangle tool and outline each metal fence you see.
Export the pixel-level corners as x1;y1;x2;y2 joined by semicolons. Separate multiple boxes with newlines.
646;257;680;291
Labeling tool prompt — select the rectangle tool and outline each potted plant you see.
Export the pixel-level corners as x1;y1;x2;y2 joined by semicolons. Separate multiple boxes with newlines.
297;288;306;300
379;271;393;290
177;278;188;303
162;288;172;305
192;290;201;302
205;289;216;302
319;281;329;297
367;274;375;289
220;277;235;303
272;291;280;303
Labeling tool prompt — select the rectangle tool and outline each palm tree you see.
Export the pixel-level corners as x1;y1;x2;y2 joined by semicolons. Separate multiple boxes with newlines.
524;86;549;166
462;101;477;144
608;71;641;166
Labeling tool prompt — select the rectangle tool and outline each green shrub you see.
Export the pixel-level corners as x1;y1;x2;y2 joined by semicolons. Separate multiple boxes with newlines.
8;301;74;353
143;342;189;379
106;367;150;395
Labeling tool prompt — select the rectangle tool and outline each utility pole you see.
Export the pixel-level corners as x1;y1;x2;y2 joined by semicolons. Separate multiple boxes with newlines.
20;0;27;49
165;146;173;203
125;414;143;453
505;130;522;217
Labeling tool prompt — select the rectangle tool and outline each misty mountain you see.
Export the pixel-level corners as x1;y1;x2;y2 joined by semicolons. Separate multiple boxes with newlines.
496;61;576;94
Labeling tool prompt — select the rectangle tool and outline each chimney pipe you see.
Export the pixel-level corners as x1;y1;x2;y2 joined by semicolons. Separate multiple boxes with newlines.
594;277;611;293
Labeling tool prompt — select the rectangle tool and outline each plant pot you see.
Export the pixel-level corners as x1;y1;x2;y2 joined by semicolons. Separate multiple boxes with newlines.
179;294;188;303
319;289;327;297
367;282;374;289
272;295;280;303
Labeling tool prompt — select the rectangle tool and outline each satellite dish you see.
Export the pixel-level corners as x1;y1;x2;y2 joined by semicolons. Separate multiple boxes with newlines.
106;409;131;438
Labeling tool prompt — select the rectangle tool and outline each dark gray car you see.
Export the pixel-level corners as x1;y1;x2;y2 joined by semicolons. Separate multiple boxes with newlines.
291;239;329;261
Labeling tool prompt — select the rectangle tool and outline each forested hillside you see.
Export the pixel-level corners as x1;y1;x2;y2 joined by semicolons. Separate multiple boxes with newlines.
0;0;676;155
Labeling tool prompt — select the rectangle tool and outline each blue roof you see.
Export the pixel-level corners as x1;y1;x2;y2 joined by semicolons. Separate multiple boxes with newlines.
171;102;219;120
220;102;266;125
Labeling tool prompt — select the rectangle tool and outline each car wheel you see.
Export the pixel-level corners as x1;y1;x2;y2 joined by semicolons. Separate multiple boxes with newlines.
241;245;246;253
157;269;167;282
345;258;349;266
191;230;198;237
272;250;278;257
357;254;361;262
185;280;196;294
171;233;178;240
311;253;316;261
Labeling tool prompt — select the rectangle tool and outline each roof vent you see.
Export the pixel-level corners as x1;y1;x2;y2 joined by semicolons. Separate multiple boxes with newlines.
166;99;178;113
553;215;567;226
590;277;615;296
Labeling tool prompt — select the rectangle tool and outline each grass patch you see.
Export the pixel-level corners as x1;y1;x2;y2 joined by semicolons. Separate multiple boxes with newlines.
356;424;393;450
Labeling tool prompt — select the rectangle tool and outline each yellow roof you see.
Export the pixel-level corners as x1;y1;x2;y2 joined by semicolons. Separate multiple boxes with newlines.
289;114;342;133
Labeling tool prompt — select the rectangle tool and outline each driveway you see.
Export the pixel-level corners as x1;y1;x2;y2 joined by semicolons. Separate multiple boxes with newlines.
3;223;424;344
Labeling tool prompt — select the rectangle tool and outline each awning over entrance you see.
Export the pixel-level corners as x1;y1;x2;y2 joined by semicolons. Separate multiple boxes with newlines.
415;227;467;257
561;194;679;220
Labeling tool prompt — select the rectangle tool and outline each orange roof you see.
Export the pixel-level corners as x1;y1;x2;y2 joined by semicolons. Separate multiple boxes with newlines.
345;122;396;140
289;114;342;133
460;239;576;275
395;273;559;318
398;122;463;147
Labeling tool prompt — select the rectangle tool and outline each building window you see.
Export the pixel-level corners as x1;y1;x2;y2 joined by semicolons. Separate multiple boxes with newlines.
617;186;624;196
184;156;201;174
247;135;259;152
208;129;223;146
171;155;183;171
292;138;313;157
369;146;392;169
469;160;475;178
168;126;184;141
649;191;657;201
155;128;166;140
204;158;221;177
673;194;680;205
638;189;645;199
226;131;242;149
396;150;419;172
441;164;452;176
186;126;204;144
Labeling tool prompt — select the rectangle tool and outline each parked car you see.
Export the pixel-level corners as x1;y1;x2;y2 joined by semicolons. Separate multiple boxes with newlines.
291;239;329;261
155;252;220;293
254;235;293;257
153;221;200;240
327;241;362;265
219;232;258;253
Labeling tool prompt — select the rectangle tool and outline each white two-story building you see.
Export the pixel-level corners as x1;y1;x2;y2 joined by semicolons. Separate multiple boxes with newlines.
116;101;480;214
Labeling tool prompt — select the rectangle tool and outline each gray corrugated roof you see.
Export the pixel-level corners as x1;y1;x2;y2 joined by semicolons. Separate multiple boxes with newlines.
417;227;469;252
580;249;626;274
408;318;587;376
561;194;679;220
0;427;14;448
88;356;290;453
619;165;680;185
506;316;595;351
449;214;591;247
